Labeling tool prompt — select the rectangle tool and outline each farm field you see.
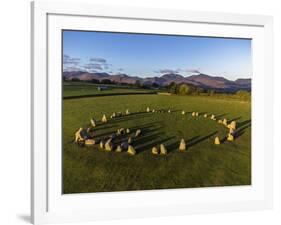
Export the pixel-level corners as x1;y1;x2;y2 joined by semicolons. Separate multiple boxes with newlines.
63;93;251;194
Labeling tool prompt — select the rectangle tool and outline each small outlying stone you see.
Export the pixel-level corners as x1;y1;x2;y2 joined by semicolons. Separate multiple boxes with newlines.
211;114;216;120
90;118;96;127
135;129;141;137
85;139;95;146
160;144;167;155
101;114;107;123
179;138;186;152
214;137;220;145
152;147;159;155
218;119;223;124
116;145;122;152
127;145;136;155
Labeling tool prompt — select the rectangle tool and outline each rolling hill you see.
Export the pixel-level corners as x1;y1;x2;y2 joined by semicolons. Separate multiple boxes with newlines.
63;71;251;92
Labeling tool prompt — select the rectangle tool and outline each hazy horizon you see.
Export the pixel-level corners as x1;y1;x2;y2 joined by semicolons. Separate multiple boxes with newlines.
63;30;252;81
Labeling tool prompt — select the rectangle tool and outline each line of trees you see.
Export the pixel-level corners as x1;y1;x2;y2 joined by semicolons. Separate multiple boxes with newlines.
167;82;208;95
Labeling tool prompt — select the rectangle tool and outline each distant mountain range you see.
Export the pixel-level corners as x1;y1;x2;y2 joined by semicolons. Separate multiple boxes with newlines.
63;71;251;92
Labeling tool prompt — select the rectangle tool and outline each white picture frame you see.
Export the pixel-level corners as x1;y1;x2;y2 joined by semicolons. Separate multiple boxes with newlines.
31;1;274;224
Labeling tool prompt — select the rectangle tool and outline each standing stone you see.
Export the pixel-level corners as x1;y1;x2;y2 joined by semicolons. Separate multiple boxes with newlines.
135;129;141;137
179;138;186;152
192;112;196;116
214;137;220;145
168;109;171;113
230;121;237;130
99;140;104;149
195;112;199;116
126;109;130;115
119;128;125;134
152;109;155;113
146;107;150;112
218;119;223;124
204;113;208;118
85;139;95;146
116;145;122;152
223;118;228;126
126;128;130;134
74;128;84;142
227;133;234;141
101;114;107;123
127;145;136;155
90;118;96;127
182;110;185;115
160;144;167;155
211;114;216;120
128;137;132;144
105;139;113;151
152;147;158;155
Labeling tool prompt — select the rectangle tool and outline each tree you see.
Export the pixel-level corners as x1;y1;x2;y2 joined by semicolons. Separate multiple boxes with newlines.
134;80;141;88
71;77;80;82
178;84;192;95
168;82;177;94
207;89;215;96
152;82;160;88
101;79;112;84
91;78;100;84
235;90;251;100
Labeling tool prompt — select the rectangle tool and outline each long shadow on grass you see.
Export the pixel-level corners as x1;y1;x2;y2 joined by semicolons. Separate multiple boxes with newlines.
215;113;228;119
235;120;251;139
108;112;155;124
237;119;251;128
229;116;242;123
187;131;218;148
136;136;175;154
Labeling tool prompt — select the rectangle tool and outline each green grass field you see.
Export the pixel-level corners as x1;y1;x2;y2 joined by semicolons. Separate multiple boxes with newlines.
63;83;156;97
63;87;251;194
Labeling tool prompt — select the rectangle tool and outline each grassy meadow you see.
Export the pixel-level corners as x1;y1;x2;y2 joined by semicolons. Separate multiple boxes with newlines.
63;85;251;194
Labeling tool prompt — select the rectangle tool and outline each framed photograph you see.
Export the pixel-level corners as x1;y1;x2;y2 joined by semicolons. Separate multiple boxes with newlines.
31;1;273;224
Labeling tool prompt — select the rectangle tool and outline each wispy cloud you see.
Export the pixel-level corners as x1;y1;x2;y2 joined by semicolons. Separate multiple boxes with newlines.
63;54;80;65
89;57;107;63
154;69;180;74
185;69;200;74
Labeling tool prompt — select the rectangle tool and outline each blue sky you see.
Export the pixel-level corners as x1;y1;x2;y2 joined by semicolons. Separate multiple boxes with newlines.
63;30;252;80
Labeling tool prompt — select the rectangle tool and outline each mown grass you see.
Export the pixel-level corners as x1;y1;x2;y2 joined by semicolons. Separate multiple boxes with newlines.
63;83;155;97
63;94;251;194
